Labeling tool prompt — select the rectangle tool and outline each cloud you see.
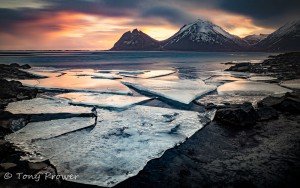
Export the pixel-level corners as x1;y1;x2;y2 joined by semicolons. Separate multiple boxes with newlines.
0;0;299;49
141;6;196;26
186;0;300;27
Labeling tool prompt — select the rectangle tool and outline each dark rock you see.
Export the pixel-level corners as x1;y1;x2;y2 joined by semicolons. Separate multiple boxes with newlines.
0;64;43;79
36;166;57;177
10;63;20;68
10;117;28;132
225;52;300;80
257;96;284;108
214;102;258;126
258;92;300;113
279;97;300;113
0;162;17;170
222;62;236;65
0;111;29;132
256;107;278;121
20;64;31;69
226;62;252;72
179;168;191;177
0;140;10;154
28;162;49;171
0;79;38;103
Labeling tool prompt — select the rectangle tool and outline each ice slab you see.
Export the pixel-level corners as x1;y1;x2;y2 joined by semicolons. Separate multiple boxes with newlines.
249;76;277;81
21;69;65;78
120;70;176;79
204;75;244;86
122;79;216;104
19;75;132;95
51;106;215;187
217;81;292;96
5;97;92;115
5;117;95;161
68;70;123;80
197;94;266;106
98;70;147;75
91;73;122;79
280;79;300;89
6;117;95;143
56;92;152;109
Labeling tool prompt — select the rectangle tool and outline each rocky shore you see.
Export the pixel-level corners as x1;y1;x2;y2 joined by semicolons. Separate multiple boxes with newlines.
226;52;300;80
1;53;300;187
0;64;60;187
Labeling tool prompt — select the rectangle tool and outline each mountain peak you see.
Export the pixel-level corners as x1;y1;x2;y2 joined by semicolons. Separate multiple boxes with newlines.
243;34;268;45
161;19;246;51
110;28;160;51
132;28;139;34
254;20;300;51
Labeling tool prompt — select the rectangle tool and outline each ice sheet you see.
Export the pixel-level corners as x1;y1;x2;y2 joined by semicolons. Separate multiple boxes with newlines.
122;79;216;104
6;117;95;143
98;70;147;75
249;76;277;81
56;92;152;109
5;97;92;115
5;117;95;162
21;69;61;78
217;81;292;95
197;94;266;106
68;70;123;79
19;75;132;95
280;79;300;89
51;106;216;187
119;70;176;79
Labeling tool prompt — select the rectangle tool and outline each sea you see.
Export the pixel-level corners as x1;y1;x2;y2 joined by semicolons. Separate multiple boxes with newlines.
0;51;274;71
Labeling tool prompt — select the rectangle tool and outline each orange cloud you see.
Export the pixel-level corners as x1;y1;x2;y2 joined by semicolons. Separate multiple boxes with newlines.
0;8;275;50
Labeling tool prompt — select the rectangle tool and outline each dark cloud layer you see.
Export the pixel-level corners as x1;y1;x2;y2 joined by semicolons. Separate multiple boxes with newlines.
1;0;299;33
0;0;299;49
217;0;300;27
141;6;196;25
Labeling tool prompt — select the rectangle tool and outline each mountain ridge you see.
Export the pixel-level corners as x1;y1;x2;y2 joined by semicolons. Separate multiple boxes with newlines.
110;19;299;52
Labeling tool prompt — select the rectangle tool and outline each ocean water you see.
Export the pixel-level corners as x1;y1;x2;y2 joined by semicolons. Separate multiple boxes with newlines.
0;51;274;71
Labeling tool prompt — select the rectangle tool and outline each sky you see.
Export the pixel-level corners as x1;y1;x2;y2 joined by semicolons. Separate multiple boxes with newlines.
0;0;299;50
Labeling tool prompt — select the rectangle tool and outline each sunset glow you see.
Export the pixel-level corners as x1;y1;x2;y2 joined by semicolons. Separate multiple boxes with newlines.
0;0;298;50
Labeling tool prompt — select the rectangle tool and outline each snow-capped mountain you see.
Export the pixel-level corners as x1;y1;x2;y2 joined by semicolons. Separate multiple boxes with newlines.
110;29;160;51
255;20;300;51
162;19;248;51
243;34;268;45
110;19;299;52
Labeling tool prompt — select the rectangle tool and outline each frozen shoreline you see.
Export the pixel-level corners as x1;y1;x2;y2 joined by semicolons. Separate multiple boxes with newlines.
0;52;299;187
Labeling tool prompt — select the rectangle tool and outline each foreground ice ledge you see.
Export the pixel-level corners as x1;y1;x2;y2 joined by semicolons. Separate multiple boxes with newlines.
6;106;215;187
122;79;216;105
51;106;216;187
5;117;96;160
5;97;92;115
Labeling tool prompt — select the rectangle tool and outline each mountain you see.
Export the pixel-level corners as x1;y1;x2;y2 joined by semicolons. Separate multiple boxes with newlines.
254;20;300;51
162;19;248;51
110;29;160;51
110;19;300;52
243;34;268;45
